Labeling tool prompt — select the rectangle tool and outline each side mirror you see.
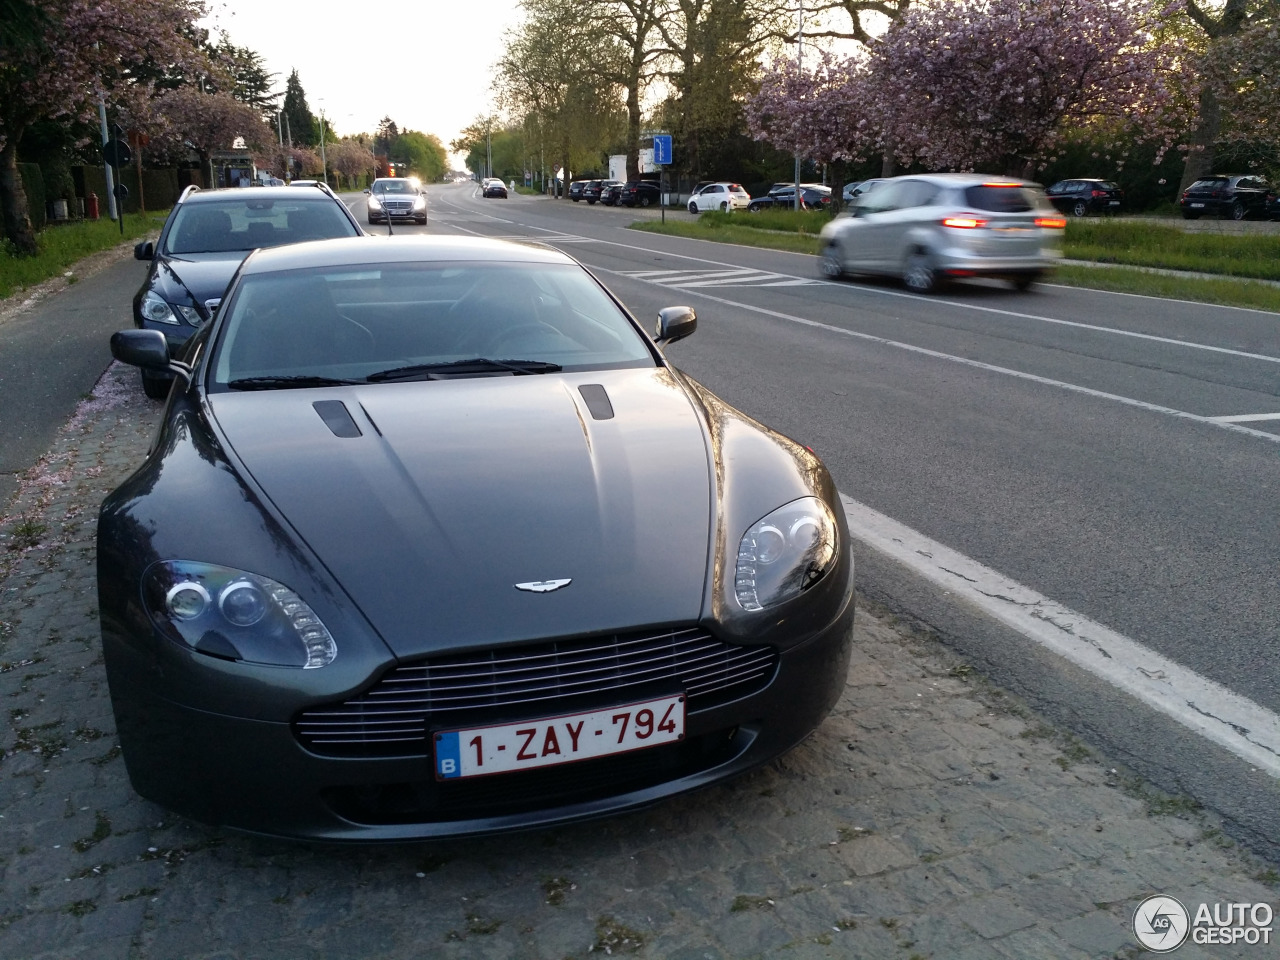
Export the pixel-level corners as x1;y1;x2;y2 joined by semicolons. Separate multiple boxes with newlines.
363;188;371;195
654;306;696;345
110;330;192;385
134;240;154;260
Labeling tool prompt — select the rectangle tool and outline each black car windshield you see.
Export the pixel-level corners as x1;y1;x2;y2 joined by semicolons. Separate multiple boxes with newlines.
372;180;415;194
164;198;358;254
210;260;657;387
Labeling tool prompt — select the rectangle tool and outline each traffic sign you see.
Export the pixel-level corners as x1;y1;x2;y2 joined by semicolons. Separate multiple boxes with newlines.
103;138;131;168
652;135;672;166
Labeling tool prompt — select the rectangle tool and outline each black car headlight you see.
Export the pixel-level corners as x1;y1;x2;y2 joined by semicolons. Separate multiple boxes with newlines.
734;497;839;611
141;561;336;668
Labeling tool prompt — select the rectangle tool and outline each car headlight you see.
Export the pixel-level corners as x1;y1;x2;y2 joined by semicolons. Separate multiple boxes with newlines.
413;196;426;209
735;497;838;611
142;560;337;668
368;197;382;210
140;290;180;325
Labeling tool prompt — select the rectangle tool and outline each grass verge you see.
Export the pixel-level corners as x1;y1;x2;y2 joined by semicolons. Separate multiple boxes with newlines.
631;212;1280;313
1063;219;1280;282
0;211;169;300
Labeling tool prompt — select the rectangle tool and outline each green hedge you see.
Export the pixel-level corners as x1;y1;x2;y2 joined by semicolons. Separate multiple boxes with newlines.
17;163;45;231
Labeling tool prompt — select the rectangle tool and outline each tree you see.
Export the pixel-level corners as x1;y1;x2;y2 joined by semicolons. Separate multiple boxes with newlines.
0;0;207;254
141;87;275;175
749;0;1188;178
281;69;318;147
391;130;448;182
1177;0;1279;190
375;116;400;159
213;34;280;118
328;140;377;188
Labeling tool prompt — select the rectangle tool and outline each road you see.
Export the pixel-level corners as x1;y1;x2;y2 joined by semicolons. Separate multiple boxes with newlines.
389;182;1280;852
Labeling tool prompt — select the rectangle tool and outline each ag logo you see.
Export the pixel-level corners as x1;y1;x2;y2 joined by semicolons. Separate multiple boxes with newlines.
1133;895;1190;952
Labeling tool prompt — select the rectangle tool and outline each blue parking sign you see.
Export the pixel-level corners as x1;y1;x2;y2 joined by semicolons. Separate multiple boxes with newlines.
653;135;672;166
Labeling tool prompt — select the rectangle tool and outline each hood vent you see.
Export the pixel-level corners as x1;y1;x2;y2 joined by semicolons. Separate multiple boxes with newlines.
578;384;614;421
312;400;362;438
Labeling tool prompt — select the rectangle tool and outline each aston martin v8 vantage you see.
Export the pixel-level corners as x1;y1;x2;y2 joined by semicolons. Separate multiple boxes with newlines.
100;235;855;841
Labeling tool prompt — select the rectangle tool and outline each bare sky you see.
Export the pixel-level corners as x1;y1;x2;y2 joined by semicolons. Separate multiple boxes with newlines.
201;0;520;168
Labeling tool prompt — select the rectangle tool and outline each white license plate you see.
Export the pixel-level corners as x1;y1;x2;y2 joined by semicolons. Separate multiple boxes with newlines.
1108;200;1120;206
1191;202;1204;208
433;694;685;780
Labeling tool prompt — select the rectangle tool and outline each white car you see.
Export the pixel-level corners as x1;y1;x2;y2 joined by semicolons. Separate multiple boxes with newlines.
688;182;751;214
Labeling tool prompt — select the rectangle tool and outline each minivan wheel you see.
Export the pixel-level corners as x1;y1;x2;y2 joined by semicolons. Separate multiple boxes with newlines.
1072;200;1088;217
903;252;937;293
820;243;845;279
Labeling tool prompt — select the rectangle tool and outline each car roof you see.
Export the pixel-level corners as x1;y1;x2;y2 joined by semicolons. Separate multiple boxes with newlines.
890;173;1033;187
184;186;336;204
239;235;576;275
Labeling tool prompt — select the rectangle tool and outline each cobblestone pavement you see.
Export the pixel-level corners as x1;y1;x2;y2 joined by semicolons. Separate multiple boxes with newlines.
1;363;1277;960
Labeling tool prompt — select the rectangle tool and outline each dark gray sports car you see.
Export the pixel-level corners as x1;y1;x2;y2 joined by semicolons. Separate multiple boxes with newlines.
100;235;855;841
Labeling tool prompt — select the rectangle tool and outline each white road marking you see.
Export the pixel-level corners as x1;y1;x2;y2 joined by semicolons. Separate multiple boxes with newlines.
598;278;1280;445
843;495;1280;779
617;267;821;288
1208;412;1280;423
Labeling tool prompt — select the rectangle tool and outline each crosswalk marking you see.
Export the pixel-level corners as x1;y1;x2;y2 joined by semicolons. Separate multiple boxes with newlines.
617;267;820;288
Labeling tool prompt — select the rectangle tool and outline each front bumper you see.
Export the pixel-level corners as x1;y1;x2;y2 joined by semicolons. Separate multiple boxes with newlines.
102;593;855;842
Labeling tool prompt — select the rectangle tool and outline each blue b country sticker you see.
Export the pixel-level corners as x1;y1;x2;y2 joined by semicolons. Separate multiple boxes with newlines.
434;731;462;779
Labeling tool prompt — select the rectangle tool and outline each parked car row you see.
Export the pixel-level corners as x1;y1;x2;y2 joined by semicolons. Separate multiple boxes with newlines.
567;178;661;207
748;183;833;212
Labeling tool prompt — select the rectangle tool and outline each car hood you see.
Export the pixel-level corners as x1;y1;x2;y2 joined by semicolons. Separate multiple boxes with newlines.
207;368;714;657
153;251;249;304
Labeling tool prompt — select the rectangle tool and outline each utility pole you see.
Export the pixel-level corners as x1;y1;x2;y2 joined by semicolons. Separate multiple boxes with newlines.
794;0;803;211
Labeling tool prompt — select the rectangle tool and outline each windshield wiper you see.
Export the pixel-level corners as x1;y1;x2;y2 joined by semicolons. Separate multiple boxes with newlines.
227;375;362;390
365;358;562;382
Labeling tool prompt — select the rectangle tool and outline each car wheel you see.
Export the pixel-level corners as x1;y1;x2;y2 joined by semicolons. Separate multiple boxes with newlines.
1229;200;1245;221
640;196;651;207
819;243;845;280
417;216;427;225
141;371;170;401
688;202;698;214
1072;200;1088;218
587;199;596;205
1011;272;1041;292
902;251;938;293
719;201;728;212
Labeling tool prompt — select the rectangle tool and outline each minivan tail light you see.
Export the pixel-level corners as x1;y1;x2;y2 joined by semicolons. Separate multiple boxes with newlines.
942;216;987;229
1035;216;1067;229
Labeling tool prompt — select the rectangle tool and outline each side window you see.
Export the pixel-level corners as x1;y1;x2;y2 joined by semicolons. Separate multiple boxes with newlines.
859;180;908;213
1048;181;1067;193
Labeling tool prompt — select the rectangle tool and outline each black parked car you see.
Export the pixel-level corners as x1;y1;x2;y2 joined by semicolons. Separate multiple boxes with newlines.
130;182;364;399
585;179;621;204
600;182;625;205
1179;175;1272;220
619;180;661;207
748;183;831;212
568;180;589;201
1045;179;1124;217
101;235;855;841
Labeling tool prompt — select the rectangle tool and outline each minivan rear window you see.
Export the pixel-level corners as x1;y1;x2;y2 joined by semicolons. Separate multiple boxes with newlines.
962;185;1036;212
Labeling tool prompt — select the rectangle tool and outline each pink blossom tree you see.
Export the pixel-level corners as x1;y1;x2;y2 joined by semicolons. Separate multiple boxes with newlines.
749;0;1190;179
135;87;275;177
0;0;208;254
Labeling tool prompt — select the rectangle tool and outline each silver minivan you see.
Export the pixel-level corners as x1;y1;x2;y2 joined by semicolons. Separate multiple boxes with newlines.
818;173;1065;292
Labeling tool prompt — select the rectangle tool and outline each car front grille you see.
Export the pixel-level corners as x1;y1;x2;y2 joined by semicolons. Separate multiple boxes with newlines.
294;626;777;757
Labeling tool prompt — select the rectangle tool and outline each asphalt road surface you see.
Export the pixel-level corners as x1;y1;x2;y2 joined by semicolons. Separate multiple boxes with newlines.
396;182;1280;851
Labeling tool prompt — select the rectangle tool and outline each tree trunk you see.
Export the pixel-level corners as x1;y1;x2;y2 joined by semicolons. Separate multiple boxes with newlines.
626;80;642;183
879;148;896;178
0;138;37;256
1178;84;1221;195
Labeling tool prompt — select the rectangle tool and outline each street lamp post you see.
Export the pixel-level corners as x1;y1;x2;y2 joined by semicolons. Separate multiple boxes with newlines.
319;105;328;187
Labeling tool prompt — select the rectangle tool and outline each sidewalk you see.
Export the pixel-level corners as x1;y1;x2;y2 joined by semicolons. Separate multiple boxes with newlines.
0;363;1276;959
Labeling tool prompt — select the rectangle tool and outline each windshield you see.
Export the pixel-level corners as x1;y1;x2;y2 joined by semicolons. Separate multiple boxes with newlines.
163;198;358;254
210;261;657;387
372;180;416;194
